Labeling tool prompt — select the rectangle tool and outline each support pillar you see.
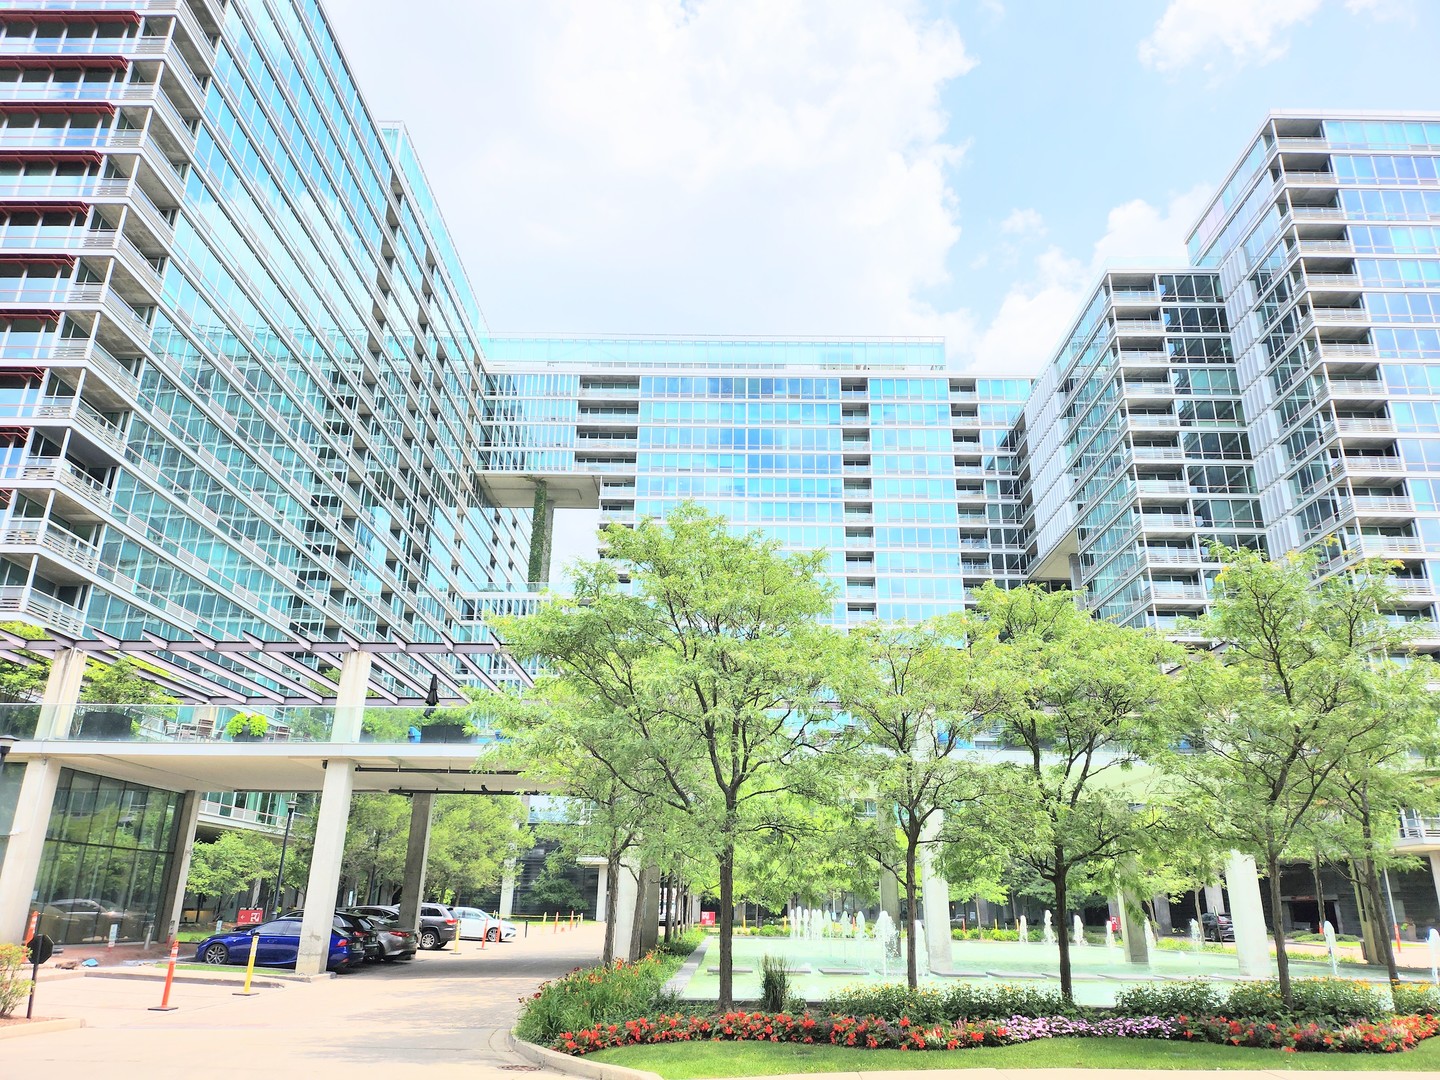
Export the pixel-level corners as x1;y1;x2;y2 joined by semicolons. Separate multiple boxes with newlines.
919;813;952;969
879;868;900;924
611;859;639;961
1429;853;1440;911
397;792;434;938
295;761;355;974
331;652;372;742
1116;892;1149;965
499;858;517;917
527;479;556;586
594;864;608;925
1225;851;1270;978
1151;894;1172;936
155;791;200;944
0;758;62;942
637;867;660;954
1203;882;1225;915
36;647;86;740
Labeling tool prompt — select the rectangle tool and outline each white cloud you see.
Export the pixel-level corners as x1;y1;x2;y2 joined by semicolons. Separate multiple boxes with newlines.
1000;208;1045;236
966;185;1212;375
326;0;976;346
1138;0;1322;73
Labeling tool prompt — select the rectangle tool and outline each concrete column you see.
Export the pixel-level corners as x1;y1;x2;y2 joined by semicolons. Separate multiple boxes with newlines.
396;792;434;937
594;863;608;924
1225;851;1270;978
1204;882;1225;915
295;761;355;974
611;859;639;961
527;479;556;586
154;791;200;943
1151;894;1173;936
637;868;660;954
1116;892;1149;965
879;867;900;924
0;758;63;941
1429;853;1440;910
37;647;86;740
499;858;517;917
919;813;952;970
331;651;372;742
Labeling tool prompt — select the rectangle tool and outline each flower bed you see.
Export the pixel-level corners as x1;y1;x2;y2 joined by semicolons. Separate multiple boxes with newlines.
554;1009;1440;1057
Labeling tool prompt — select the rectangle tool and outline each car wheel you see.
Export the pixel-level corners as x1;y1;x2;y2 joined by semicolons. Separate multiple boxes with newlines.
202;943;230;965
419;928;440;949
487;927;499;942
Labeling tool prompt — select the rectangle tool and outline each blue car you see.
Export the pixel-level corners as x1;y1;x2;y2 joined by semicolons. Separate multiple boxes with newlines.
194;916;363;972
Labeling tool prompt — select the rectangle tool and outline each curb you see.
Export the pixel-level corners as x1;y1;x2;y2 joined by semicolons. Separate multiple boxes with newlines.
0;1017;85;1040
509;1032;664;1080
82;968;312;988
663;936;709;998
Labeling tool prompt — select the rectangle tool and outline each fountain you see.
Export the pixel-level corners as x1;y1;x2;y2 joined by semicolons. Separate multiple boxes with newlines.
1043;909;1056;945
873;911;897;978
1428;927;1439;985
855;911;866;941
1322;920;1339;977
1189;918;1202;956
1143;919;1157;953
1104;920;1115;950
1072;913;1085;946
1018;915;1028;944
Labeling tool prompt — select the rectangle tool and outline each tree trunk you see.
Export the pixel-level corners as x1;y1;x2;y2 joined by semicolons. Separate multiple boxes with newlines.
1192;886;1203;931
1266;853;1292;1005
628;864;651;962
1310;855;1325;934
1350;862;1380;964
662;873;673;944
602;857;621;964
1053;862;1073;1002
718;841;736;1011
904;837;919;989
1359;855;1399;983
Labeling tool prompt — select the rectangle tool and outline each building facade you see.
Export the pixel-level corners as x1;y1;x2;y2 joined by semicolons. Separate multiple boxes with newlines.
0;0;1435;950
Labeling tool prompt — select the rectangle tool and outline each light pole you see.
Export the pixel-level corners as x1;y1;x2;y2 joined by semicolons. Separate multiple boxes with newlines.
273;800;300;916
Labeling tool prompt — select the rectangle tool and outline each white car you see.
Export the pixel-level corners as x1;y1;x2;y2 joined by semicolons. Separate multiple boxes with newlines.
451;906;518;942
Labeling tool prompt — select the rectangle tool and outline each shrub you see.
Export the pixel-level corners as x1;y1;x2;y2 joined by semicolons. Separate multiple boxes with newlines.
514;951;684;1045
1114;979;1222;1018
1224;978;1389;1024
823;984;947;1025
760;955;790;1013
659;929;703;957
1392;981;1440;1016
943;981;1076;1020
0;942;31;1018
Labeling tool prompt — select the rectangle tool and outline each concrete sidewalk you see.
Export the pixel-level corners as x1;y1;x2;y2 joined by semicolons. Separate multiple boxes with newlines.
3;919;604;1079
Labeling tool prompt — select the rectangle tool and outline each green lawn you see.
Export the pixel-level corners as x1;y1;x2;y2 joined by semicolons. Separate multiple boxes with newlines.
589;1036;1440;1077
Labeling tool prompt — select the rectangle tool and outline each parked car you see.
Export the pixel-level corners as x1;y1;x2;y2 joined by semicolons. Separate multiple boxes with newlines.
283;908;395;963
193;916;364;972
451;905;518;942
40;898;144;944
353;902;457;950
1201;911;1235;942
339;908;418;961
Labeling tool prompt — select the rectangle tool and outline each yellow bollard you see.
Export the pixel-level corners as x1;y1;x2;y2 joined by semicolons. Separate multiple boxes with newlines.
552;911;558;934
234;932;261;996
453;922;463;957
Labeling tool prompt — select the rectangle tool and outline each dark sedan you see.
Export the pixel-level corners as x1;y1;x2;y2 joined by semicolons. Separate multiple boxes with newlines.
194;916;364;972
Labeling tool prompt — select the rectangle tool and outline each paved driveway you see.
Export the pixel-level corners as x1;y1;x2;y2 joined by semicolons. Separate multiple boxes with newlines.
5;922;603;1079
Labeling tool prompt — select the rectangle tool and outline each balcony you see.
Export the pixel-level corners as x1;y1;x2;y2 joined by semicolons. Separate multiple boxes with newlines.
1344;494;1414;516
0;458;111;516
1130;445;1184;463
1284;171;1339;185
1334;417;1397;437
1297;239;1354;255
0;586;86;636
1136;480;1191;496
0;519;102;577
1340;455;1403;477
1290;205;1345;220
1139;513;1200;532
1149;582;1208;602
1127;413;1180;430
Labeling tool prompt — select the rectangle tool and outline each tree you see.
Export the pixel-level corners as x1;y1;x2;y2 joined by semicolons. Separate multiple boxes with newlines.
971;583;1181;1002
426;795;530;903
497;504;839;1010
1166;544;1419;1004
187;832;279;912
80;658;176;704
527;852;588;914
837;616;997;987
0;622;48;705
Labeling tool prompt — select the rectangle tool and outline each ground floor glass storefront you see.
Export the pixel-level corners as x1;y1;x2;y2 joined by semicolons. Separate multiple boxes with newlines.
33;769;180;945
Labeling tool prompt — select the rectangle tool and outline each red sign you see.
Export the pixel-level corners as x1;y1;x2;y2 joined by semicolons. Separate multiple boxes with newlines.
699;911;715;926
236;908;265;926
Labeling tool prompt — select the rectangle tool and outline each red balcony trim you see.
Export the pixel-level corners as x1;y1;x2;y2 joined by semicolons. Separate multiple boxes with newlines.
0;309;60;321
0;149;103;166
0;253;76;267
0;201;92;216
0;11;140;24
0;101;116;116
0;56;129;72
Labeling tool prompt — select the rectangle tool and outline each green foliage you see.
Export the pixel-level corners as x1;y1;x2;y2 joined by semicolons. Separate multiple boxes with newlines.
659;929;703;957
526;852;587;914
0;622;47;706
759;954;790;1013
515;951;686;1046
224;713;268;739
822;981;1076;1022
1223;978;1390;1025
185;831;279;904
1392;982;1440;1015
1114;979;1222;1018
80;658;175;704
0;942;32;1017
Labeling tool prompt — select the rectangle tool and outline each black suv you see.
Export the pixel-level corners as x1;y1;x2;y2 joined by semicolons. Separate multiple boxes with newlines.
354;902;457;950
1201;911;1235;942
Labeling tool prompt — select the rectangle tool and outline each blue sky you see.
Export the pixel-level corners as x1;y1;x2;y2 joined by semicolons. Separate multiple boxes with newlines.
328;0;1440;376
